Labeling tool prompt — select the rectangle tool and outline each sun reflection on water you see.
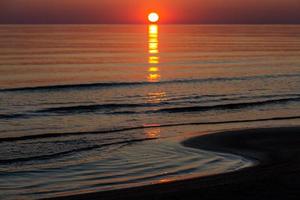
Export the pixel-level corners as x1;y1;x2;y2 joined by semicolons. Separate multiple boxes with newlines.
145;128;161;139
148;56;159;64
158;178;172;184
147;92;167;104
147;24;160;82
145;25;166;138
148;67;159;72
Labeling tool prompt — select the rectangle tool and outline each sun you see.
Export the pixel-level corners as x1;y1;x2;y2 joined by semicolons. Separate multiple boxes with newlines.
148;12;159;23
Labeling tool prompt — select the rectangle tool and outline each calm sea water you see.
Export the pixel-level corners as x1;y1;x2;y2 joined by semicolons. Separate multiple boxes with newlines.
0;25;300;199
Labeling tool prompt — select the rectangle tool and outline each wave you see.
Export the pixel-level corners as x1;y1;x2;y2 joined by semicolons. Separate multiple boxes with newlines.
1;96;299;119
1;73;299;92
0;113;27;119
156;97;300;113
1;115;300;143
0;138;157;165
37;103;148;114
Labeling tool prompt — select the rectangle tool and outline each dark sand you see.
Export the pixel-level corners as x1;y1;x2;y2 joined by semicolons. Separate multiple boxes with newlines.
46;126;300;200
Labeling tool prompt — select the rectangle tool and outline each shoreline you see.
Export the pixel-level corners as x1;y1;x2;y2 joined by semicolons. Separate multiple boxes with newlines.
45;126;300;200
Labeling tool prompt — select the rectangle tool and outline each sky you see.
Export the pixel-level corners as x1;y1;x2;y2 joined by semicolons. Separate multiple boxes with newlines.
0;0;299;24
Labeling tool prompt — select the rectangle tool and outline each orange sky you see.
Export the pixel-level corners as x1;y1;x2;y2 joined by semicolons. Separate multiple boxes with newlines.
1;0;299;24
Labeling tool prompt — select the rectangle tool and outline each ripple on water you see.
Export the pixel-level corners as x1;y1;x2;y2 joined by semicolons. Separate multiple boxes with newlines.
0;139;253;200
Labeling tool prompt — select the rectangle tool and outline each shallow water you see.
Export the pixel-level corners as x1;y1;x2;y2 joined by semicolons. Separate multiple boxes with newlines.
0;25;300;199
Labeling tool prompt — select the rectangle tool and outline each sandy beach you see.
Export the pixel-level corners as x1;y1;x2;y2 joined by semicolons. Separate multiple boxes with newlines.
45;126;300;200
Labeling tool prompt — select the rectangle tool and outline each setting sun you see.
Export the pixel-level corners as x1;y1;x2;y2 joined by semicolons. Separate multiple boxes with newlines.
148;12;159;23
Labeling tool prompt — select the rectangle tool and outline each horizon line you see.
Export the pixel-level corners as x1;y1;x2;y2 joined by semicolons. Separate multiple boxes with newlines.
0;23;300;25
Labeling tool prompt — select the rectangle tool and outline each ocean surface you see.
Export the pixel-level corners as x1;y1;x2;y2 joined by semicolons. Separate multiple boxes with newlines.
0;24;300;199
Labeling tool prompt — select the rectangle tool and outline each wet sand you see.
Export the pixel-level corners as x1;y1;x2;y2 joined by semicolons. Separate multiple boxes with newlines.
46;126;300;200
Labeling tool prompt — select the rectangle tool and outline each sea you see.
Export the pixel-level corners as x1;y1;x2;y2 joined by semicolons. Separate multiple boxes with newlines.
0;24;300;199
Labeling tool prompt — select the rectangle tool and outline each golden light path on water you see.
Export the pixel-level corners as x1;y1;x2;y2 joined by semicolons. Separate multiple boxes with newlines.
148;24;160;82
145;24;164;140
145;24;178;182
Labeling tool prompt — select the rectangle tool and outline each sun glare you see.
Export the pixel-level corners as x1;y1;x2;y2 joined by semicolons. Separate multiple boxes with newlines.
148;12;159;23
